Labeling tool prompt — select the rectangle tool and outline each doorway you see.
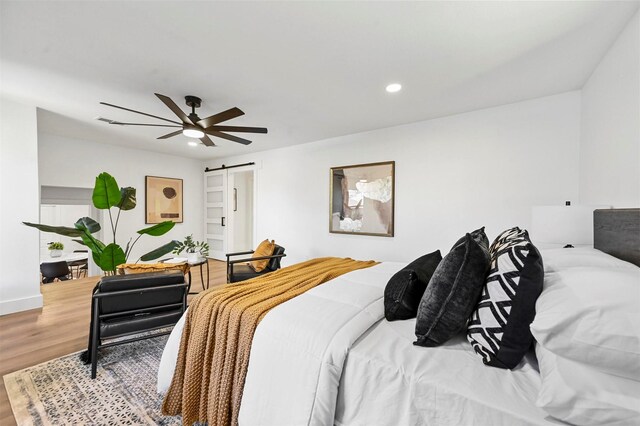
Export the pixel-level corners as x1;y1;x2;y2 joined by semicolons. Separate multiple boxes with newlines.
204;165;256;260
230;170;254;253
40;186;102;276
39;204;91;261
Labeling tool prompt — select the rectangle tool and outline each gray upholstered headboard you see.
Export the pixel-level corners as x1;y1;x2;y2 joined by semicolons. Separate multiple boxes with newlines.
594;208;640;267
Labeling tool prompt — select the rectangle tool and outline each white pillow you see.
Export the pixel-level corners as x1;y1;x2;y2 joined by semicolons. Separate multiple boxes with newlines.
536;344;640;425
539;247;638;272
531;265;640;380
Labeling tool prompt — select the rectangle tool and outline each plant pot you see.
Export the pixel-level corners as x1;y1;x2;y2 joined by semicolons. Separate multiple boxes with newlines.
187;252;202;263
50;250;62;258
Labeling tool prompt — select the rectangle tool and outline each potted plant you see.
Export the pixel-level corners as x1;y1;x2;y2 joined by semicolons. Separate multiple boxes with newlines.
173;235;209;262
24;172;179;274
48;242;64;258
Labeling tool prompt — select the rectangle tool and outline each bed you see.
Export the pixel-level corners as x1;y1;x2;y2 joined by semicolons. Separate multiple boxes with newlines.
157;208;640;425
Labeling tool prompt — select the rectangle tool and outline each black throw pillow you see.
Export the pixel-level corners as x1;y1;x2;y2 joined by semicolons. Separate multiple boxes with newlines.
467;228;544;369
414;229;490;347
384;250;443;321
452;226;490;253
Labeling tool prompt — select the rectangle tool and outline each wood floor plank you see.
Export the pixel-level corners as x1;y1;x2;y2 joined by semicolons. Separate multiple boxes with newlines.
0;260;226;425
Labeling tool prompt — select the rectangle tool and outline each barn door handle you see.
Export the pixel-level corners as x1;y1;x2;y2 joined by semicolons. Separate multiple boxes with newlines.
221;217;226;227
233;188;238;212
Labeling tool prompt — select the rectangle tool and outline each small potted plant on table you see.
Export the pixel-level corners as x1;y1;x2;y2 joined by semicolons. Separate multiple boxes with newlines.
173;235;209;263
48;242;64;258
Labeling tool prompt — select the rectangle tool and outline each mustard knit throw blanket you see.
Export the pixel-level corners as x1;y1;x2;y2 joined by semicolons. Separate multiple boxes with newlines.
162;257;378;426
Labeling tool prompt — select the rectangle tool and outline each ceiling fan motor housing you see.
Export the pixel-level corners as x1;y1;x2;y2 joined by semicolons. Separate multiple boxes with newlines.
185;95;202;109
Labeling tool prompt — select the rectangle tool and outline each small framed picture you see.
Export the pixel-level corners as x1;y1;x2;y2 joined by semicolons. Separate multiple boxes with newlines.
329;161;395;237
145;176;183;224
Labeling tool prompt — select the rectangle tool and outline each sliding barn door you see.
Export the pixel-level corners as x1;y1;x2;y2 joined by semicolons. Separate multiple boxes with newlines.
204;170;227;260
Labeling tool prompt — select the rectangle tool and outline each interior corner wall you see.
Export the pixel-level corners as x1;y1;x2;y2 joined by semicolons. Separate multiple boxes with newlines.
205;91;581;263
0;97;43;315
579;11;640;207
37;133;205;262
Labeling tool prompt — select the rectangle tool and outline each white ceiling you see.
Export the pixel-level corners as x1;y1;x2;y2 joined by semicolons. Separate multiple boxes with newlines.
1;1;638;159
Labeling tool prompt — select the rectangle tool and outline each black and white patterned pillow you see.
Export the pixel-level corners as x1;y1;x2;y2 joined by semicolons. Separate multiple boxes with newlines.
488;226;521;253
467;228;544;369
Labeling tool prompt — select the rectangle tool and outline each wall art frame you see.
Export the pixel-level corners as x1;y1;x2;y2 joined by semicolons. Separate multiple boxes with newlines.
329;161;395;237
145;175;183;224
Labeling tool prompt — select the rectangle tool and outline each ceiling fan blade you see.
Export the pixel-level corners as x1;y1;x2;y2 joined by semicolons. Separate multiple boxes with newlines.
157;130;183;140
206;130;252;145
155;93;193;125
196;107;244;128
110;122;182;127
200;134;216;147
100;102;182;125
206;125;267;134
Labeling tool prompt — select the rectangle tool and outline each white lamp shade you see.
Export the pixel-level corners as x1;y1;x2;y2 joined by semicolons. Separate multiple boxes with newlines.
531;205;610;247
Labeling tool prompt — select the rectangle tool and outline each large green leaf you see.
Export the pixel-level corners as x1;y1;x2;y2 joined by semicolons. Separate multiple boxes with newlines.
73;217;105;267
79;233;110;271
118;187;136;211
137;221;175;236
140;240;180;261
92;252;102;268
79;232;105;256
99;243;126;271
74;217;101;234
22;222;83;237
92;172;121;209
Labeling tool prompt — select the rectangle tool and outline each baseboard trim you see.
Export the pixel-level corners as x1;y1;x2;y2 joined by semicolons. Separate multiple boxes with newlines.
0;294;43;316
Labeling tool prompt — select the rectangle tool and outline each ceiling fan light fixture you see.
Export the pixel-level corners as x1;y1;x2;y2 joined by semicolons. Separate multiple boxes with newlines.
385;83;402;93
183;127;205;138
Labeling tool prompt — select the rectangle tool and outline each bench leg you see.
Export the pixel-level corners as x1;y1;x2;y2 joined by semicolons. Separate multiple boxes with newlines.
90;300;99;379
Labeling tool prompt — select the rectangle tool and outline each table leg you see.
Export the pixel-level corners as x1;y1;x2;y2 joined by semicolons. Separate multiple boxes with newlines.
187;270;195;295
205;260;210;290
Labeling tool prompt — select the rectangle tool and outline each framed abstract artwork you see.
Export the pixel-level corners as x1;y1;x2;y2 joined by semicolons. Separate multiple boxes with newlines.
145;176;183;224
329;161;395;237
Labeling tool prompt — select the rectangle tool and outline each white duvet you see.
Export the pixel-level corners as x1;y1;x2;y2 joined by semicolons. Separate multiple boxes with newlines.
157;261;555;425
239;261;403;425
157;262;401;423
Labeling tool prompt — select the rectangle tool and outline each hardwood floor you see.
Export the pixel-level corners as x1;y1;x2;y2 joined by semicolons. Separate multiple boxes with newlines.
0;260;227;426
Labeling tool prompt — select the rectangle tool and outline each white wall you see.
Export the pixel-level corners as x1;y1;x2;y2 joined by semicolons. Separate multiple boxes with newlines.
580;11;640;207
0;98;43;315
206;92;581;263
38;133;204;262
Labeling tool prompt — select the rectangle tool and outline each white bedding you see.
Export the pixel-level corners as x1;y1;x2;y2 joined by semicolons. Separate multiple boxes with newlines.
157;261;557;425
239;261;403;425
335;319;558;426
158;249;638;425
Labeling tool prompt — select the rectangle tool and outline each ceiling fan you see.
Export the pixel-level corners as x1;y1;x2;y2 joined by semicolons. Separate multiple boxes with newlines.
99;93;267;146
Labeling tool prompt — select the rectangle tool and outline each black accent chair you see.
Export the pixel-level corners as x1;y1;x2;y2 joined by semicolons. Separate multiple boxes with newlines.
226;245;286;283
83;271;188;378
40;261;71;283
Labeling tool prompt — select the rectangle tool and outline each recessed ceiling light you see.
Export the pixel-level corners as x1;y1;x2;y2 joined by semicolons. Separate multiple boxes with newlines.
385;83;402;93
187;141;198;147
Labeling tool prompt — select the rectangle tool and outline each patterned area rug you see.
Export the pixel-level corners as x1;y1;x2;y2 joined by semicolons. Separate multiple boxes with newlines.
4;334;180;425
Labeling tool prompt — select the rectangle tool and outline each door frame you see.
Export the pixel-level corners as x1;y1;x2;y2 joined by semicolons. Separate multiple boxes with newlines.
204;163;258;260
